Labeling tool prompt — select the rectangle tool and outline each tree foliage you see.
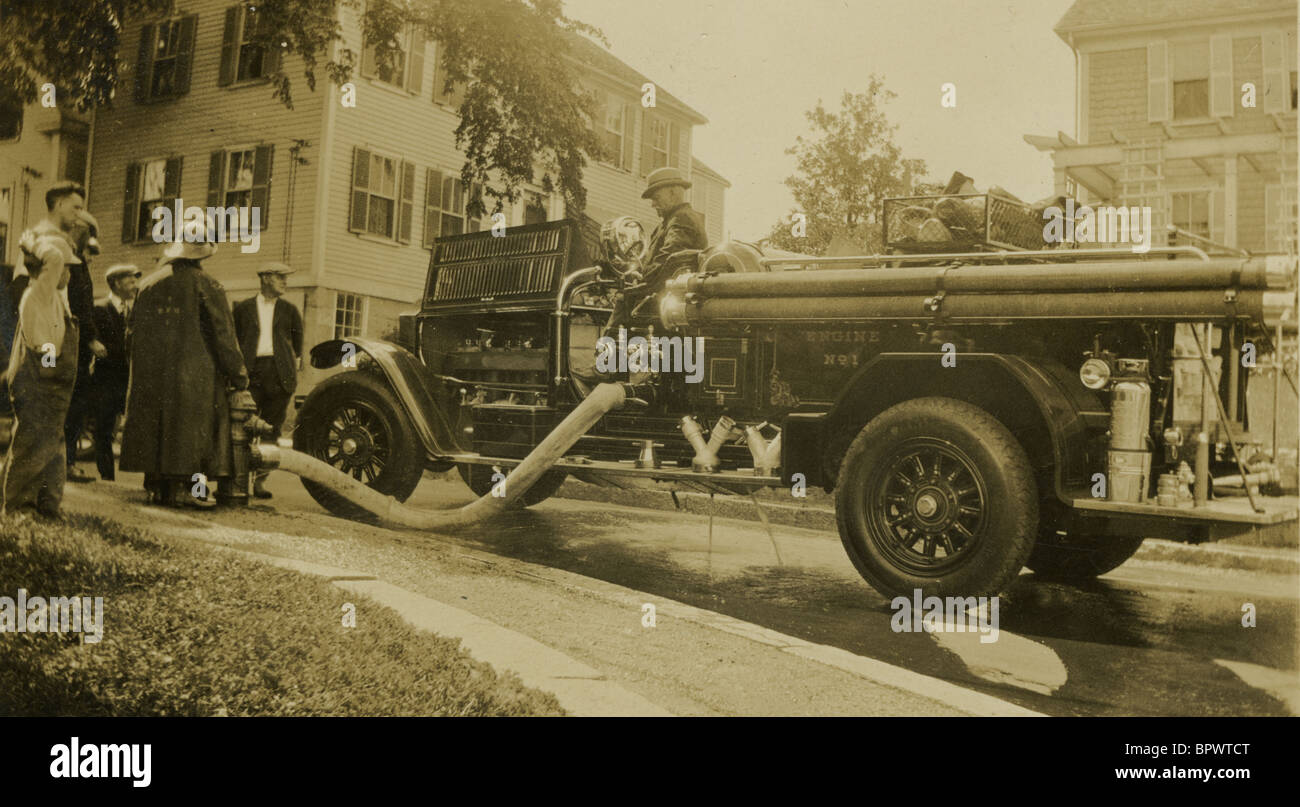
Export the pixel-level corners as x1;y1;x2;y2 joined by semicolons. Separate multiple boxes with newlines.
766;76;928;256
0;0;606;216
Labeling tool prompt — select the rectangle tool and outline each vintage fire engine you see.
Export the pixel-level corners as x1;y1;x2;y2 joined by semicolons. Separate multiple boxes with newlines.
291;203;1298;599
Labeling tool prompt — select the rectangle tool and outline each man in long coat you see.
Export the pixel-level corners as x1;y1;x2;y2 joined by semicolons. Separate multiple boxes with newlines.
119;235;250;508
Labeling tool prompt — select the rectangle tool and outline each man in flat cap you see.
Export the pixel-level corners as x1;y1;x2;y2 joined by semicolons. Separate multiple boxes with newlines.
607;166;708;336
232;262;302;499
89;264;141;481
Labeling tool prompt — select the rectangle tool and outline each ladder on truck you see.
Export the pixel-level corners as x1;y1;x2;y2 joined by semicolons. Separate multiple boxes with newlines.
1119;139;1167;247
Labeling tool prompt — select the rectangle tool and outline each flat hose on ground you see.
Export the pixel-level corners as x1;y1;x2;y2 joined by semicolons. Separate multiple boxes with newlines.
253;383;627;529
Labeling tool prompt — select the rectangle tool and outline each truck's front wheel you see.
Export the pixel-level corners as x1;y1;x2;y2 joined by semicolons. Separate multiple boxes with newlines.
293;372;426;520
835;397;1038;598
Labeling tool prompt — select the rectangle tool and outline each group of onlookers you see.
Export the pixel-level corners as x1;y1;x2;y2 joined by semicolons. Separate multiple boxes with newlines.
0;182;302;518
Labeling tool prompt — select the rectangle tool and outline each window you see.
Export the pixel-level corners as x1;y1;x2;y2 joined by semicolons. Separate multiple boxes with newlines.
362;21;425;93
1171;41;1209;120
650;119;670;171
350;148;415;242
206;145;275;226
134;15;197;103
594;91;632;169
1291;71;1297;111
640;113;679;176
524;191;549;225
0;88;20;140
60;136;88;184
422;168;487;247
334;292;366;339
1170;191;1211;239
122;157;183;243
219;4;282;85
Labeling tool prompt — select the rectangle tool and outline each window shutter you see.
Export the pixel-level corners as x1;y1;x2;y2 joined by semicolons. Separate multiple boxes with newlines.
207;150;226;209
164;157;183;206
621;103;635;170
1147;41;1170;122
251;144;274;228
1209;35;1233;118
669;121;681;169
423;168;441;248
219;5;240;87
264;44;283;77
174;14;198;96
122;162;140;243
640;112;654;177
350;147;370;233
135;23;156;103
1262;30;1286;113
592;92;607;160
361;39;377;79
408;29;425;95
260;7;282;76
432;41;447;103
398;160;415;243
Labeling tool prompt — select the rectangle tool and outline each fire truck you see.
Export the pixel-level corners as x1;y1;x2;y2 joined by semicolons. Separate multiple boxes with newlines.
291;200;1298;598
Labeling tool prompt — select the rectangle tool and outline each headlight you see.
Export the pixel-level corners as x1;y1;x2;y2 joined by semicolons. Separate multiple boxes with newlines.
659;294;688;329
1079;357;1111;389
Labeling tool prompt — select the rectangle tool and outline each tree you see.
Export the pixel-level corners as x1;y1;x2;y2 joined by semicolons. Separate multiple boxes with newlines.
0;0;605;216
765;76;928;256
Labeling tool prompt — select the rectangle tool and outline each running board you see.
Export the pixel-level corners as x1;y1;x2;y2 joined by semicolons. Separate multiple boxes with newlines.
1071;496;1298;525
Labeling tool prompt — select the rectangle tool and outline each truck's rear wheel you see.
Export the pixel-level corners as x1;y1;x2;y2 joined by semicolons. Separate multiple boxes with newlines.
293;372;425;520
835;397;1038;598
1026;531;1144;579
456;464;568;508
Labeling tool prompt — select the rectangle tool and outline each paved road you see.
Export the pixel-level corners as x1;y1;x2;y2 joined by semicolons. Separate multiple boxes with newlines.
73;468;1300;716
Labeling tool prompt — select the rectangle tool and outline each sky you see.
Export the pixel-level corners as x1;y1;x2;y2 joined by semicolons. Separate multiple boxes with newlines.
563;0;1080;241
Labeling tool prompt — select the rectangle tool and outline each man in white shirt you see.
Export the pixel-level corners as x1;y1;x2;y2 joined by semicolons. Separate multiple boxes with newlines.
232;263;303;499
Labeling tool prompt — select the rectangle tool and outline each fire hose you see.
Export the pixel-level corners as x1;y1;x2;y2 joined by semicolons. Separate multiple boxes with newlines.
246;382;628;529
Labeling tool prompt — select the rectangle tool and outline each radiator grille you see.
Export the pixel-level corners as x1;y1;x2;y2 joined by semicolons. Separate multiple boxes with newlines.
425;222;578;307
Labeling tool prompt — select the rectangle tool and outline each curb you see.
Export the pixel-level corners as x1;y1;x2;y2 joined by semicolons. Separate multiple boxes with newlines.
223;550;674;717
553;481;1300;575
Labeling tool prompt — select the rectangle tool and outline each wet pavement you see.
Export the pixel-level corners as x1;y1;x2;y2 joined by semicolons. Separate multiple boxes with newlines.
82;468;1300;716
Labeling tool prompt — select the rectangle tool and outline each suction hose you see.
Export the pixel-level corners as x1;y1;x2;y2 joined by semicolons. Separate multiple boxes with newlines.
252;383;628;529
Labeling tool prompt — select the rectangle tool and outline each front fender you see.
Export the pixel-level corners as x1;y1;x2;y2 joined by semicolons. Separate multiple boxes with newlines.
823;352;1101;504
310;337;464;458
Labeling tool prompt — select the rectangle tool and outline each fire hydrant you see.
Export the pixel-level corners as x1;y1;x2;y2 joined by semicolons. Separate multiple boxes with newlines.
228;389;274;507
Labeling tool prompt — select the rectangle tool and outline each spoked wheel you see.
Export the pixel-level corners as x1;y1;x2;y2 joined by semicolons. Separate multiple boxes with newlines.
293;372;425;520
836;397;1039;598
867;438;989;576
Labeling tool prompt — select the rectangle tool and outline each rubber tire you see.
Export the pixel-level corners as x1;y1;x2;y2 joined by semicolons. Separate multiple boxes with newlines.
293;371;425;520
835;397;1039;599
457;464;568;509
1026;532;1144;580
